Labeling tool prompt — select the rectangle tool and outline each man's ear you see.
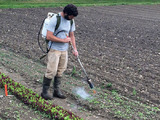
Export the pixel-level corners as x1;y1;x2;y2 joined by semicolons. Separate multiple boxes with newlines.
64;13;67;16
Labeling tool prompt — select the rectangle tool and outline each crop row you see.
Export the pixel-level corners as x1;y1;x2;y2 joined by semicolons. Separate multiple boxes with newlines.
0;72;82;120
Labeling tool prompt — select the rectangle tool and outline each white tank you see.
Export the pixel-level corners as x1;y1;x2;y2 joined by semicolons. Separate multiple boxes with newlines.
41;12;55;38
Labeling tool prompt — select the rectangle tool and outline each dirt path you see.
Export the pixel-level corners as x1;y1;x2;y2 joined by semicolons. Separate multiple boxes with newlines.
0;4;160;120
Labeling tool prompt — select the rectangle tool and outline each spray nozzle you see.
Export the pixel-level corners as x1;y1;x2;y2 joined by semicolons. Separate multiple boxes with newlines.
87;79;94;89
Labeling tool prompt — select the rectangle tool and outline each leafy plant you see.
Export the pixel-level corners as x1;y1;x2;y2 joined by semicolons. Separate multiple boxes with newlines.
106;83;112;88
132;88;137;96
70;66;81;77
70;66;77;76
0;72;83;120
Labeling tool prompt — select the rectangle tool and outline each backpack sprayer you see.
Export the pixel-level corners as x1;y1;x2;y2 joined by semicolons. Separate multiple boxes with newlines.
38;12;73;59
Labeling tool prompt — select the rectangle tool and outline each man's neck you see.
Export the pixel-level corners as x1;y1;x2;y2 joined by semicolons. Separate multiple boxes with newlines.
60;12;65;18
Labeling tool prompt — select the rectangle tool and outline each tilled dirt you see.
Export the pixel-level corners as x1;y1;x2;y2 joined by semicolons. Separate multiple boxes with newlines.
0;4;160;120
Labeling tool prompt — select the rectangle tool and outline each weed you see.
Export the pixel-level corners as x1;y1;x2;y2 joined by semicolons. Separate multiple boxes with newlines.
132;88;137;96
138;112;145;119
106;83;112;88
70;66;81;77
100;104;105;109
111;89;118;96
70;66;77;76
78;106;87;112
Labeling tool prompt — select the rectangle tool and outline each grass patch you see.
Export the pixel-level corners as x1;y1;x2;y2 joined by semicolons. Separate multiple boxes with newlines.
0;0;160;9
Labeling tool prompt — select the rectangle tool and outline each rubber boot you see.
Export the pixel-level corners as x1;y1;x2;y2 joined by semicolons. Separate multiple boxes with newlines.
53;77;66;99
41;76;52;100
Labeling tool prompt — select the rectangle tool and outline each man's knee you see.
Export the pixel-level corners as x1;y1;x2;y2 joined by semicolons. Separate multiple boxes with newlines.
45;70;56;79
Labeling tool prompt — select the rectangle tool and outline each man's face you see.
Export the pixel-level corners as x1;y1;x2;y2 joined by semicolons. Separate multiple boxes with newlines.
64;14;74;20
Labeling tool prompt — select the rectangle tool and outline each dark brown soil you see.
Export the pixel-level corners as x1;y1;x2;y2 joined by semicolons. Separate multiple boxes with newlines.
0;4;160;120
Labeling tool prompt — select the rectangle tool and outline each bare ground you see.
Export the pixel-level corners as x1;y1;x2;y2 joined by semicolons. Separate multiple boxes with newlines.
0;4;160;120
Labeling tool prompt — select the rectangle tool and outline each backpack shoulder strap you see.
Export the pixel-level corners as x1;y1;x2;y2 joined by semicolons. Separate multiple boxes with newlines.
55;14;73;32
55;14;61;31
70;19;73;26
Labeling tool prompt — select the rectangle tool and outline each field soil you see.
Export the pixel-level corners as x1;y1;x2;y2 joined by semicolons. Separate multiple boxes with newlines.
0;5;160;120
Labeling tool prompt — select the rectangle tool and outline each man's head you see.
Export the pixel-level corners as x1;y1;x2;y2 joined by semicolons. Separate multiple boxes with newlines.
63;4;78;20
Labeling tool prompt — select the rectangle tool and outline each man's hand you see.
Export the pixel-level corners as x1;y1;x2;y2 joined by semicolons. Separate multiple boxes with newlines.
72;49;78;57
64;37;71;43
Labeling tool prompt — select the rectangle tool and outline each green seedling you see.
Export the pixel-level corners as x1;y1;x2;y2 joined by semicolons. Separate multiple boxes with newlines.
132;88;137;96
70;66;77;76
106;83;112;88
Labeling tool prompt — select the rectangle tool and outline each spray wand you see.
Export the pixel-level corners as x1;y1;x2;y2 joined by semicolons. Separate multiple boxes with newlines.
66;34;96;93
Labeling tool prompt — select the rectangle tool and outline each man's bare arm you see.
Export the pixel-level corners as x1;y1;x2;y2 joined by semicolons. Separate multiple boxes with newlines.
47;30;71;43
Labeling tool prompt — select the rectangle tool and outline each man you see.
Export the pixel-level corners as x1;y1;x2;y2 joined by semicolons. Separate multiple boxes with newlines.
41;4;78;100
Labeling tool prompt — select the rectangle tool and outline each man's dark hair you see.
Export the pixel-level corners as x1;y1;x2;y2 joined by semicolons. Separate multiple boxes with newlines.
63;4;78;17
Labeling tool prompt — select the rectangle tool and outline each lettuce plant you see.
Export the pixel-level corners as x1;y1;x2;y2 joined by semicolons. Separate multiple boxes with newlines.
0;72;82;120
